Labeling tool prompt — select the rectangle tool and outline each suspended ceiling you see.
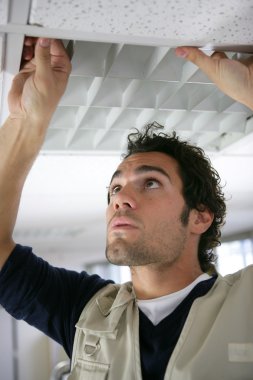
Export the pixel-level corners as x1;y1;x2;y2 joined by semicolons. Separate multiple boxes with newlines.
0;0;253;153
0;0;253;266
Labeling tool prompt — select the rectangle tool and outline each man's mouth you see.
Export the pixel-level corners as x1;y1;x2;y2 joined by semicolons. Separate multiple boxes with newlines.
110;216;138;230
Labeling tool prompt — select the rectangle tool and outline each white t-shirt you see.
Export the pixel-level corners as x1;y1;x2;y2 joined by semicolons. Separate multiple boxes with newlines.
137;273;211;325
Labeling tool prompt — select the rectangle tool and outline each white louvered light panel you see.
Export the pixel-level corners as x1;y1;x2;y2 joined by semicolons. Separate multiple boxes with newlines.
44;41;252;154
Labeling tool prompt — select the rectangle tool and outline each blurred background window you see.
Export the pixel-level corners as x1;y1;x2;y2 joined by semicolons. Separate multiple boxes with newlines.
217;237;253;276
85;262;131;283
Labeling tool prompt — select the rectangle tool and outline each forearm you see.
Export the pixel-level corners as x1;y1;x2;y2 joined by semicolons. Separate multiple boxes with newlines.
0;38;71;269
0;116;49;268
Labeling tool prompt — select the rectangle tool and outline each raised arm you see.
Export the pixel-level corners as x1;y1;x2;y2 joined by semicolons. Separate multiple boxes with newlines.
0;38;71;268
175;47;253;111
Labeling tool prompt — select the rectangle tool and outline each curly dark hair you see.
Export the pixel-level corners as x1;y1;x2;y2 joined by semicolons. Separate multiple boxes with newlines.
124;122;226;272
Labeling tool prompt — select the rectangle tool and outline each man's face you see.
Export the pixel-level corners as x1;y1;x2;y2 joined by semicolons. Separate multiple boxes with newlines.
106;151;193;268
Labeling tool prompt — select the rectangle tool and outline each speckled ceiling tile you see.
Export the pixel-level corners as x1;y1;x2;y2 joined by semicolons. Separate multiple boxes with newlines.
29;0;253;45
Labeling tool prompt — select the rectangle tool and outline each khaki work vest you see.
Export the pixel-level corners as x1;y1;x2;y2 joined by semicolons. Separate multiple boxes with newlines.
69;266;253;379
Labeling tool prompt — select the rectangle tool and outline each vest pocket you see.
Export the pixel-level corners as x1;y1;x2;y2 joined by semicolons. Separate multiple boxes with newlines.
68;359;109;380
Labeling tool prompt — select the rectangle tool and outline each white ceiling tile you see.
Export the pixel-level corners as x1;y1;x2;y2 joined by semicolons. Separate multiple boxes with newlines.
29;0;253;46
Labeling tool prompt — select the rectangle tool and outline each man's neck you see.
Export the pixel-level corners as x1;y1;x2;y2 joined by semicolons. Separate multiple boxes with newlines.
130;261;203;300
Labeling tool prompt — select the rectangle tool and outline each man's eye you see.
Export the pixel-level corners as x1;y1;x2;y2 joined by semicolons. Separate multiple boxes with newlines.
110;185;121;196
145;179;160;189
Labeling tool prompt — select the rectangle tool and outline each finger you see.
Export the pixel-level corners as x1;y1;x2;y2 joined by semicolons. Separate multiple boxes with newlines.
49;38;66;57
175;46;222;82
22;45;34;61
49;39;72;72
211;51;228;60
34;38;52;78
24;36;37;46
21;38;36;68
175;46;214;68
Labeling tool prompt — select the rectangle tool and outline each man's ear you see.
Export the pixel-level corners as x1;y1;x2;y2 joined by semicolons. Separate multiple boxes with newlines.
190;206;214;235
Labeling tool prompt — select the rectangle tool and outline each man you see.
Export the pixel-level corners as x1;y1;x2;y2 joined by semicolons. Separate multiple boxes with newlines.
0;38;253;379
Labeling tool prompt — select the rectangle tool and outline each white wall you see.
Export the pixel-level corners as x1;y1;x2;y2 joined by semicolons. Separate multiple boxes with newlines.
0;308;14;380
0;307;68;380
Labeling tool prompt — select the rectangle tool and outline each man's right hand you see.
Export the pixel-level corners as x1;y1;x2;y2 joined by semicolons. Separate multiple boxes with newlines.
8;37;71;126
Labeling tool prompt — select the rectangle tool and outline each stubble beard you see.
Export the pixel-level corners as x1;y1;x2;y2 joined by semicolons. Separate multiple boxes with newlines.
105;205;190;267
106;235;160;266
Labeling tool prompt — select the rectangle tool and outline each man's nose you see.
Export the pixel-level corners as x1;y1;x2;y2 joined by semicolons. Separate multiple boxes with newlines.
113;186;137;210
